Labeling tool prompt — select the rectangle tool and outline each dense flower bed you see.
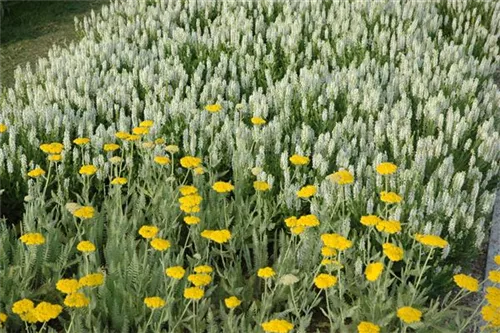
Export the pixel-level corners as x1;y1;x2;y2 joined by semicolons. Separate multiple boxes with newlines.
0;0;499;331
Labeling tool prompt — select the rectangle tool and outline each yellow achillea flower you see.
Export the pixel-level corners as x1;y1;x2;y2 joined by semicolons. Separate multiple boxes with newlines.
56;279;80;294
201;229;231;244
257;267;276;279
205;103;222;113
297;214;320;227
132;127;149;135
73;137;90;145
314;273;338;289
73;206;95;219
125;134;140;141
380;191;402;204
251;116;266;125
183;216;200;225
0;124;7;133
103;143;120;152
79;165;98;175
165;144;180;154
397;306;422;324
115;131;130;140
77;240;96;253
224;296;241;309
495;255;500;265
254;180;271;191
415;234;448;248
150;238;171;251
138;225;159;239
140;120;154;127
48;154;62;162
27;167;46;178
328;169;354;185
184;287;204;300
194;166;205;175
489;271;500;284
284;216;298;228
179;194;203;207
79;273;104;287
0;312;7;327
482;304;500;327
111;177;127;185
34;302;63;322
40;142;64;154
382;243;404;262
64;293;90;308
261;319;294;333
194;265;213;274
321;247;337;257
453;274;479;292
165;266;186;279
486;287;500;307
290;226;305;235
212;181;235;193
180;156;202;168
179;185;198;196
357;321;380;333
360;215;382;227
375;220;401;234
144;297;165;309
154;156;171;165
296;185;316;198
188;274;212;286
365;263;384;282
19;233;45;245
289;154;309;165
12;299;35;315
180;204;200;213
20;309;38;323
321;233;352;251
376;162;398;175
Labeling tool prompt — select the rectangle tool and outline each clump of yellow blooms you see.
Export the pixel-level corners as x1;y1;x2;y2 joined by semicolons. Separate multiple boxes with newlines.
0;124;7;133
261;319;294;333
48;154;62;162
132;126;149;135
64;292;90;308
144;296;166;309
40;142;64;154
296;185;316;198
380;191;402;204
360;215;382;226
73;137;90;145
194;265;213;274
254;180;271;191
365;263;384;282
212;181;235;193
19;233;45;245
150;238;171;251
224;296;241;309
188;273;212;286
257;267;276;279
321;233;353;251
111;177;127;185
77;240;96;252
328;169;354;185
140;120;154;127
201;229;232;244
314;273;338;289
382;243;404;262
56;278;80;294
180;156;202;168
179;185;198;196
0;312;7;327
289;154;309;165
184;287;204;300
357;321;380;333
205;103;222;113
251;116;266;125
489;271;500;283
138;225;159;239
79;272;105;287
453;274;479;292
165;266;186;279
397;306;422;324
154;156;170;165
184;216;201;225
27;167;46;178
376;162;398;175
415;234;448;248
103;143;120;152
79;164;98;176
73;206;95;219
375;220;401;234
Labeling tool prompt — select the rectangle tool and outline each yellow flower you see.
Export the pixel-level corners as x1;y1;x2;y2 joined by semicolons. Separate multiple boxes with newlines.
111;177;127;185
201;229;231;244
375;220;401;234
205;103;222;113
138;225;159;239
365;263;384;282
115;131;130;140
296;185;316;198
188;274;212;286
48;154;62;162
79;273;104;287
486;287;500;307
289;154;309;165
314;273;338;289
261;319;294;333
193;166;205;175
180;156;202;168
73;206;95;219
40;142;64;154
495;255;500;265
0;312;7;326
73;137;90;145
179;185;198;196
357;321;380;333
328;169;354;185
397;306;422;324
284;216;298;228
56;279;80;294
254;180;271;191
103;143;120;152
296;214;320;227
27;167;46;178
212;181;235;193
132;127;149;135
224;296;241;309
376;162;398;175
194;265;213;274
140;120;154;127
165;266;186;279
183;216;201;225
150;238;171;251
0;124;7;133
453;274;479;292
79;165;98;176
380;191;402;204
19;309;38;323
482;304;500;327
34;302;63;322
64;292;90;308
184;287;204;300
251;116;266;125
77;240;96;253
382;243;404;262
415;234;448;248
178;194;203;207
19;233;45;245
258;267;276;279
165;145;180;154
490;271;500;284
12;299;35;315
360;215;382;227
321;233;352;251
290;226;305;235
321;247;337;257
144;296;165;309
154;156;171;165
180;204;200;213
125;134;140;141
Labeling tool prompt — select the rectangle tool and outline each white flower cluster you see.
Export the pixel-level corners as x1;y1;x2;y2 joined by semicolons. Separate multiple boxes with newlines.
1;0;499;249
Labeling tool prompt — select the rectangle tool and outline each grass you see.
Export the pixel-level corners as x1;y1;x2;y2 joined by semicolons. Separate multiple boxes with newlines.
0;0;107;90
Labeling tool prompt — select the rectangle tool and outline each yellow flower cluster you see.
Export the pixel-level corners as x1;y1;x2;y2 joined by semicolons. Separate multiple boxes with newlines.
375;220;401;234
321;233;353;251
154;156;171;165
111;177;127;185
201;229;231;244
188;273;212;286
40;142;64;154
56;278;80;294
365;262;384;282
27;167;46;178
357;321;380;333
257;267;276;279
254;180;271;191
289;154;309;165
376;162;398;175
150;238;171;251
180;156;202;168
179;193;203;213
184;287;204;300
77;240;96;252
12;299;63;324
103;143;120;152
314;273;338;289
79;272;105;287
380;191;402;204
205;103;222;113
328;169;354;185
296;185;316;198
382;243;404;262
415;234;448;248
73;137;90;145
261;319;294;333
144;296;166;309
138;225;159;239
19;232;45;245
165;266;186;279
453;274;479;292
64;292;90;308
73;206;95;219
360;215;382;226
224;296;241;309
397;306;422;324
212;181;235;193
251;116;266;125
79;164;98;176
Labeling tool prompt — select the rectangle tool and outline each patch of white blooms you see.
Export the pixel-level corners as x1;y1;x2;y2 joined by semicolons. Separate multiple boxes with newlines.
1;0;499;251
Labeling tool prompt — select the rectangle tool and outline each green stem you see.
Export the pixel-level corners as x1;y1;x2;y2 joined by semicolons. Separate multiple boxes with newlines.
410;247;434;304
171;301;191;332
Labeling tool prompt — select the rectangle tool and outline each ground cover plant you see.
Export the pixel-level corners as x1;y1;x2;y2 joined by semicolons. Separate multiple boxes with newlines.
0;0;499;332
